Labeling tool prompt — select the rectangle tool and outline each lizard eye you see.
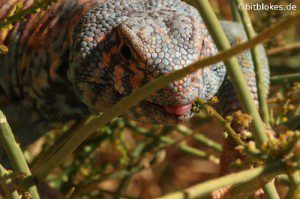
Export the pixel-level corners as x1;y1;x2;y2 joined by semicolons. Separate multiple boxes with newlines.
120;44;133;61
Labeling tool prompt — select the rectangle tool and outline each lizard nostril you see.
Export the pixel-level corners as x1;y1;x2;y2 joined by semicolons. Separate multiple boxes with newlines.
120;44;133;61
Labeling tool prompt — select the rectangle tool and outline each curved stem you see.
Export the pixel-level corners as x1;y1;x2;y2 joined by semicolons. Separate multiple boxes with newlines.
271;73;300;85
156;162;285;199
0;110;40;198
194;0;268;147
233;0;270;125
0;164;20;199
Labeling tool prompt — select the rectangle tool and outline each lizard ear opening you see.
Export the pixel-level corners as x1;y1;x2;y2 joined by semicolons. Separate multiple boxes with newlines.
119;44;133;62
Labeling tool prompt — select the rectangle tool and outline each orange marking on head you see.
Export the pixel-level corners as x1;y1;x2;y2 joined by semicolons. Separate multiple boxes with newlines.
244;62;252;68
111;46;119;54
84;37;93;43
114;65;125;94
129;64;144;89
204;67;211;73
195;67;202;77
102;52;111;67
97;35;106;43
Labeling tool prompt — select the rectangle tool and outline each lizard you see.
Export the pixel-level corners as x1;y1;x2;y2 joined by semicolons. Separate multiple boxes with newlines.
0;0;270;196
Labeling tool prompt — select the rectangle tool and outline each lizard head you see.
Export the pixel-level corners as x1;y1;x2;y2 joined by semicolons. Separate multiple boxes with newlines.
69;0;225;125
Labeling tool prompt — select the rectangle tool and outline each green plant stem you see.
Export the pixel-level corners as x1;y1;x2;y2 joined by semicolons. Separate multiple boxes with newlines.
128;121;223;153
178;142;219;164
196;99;243;145
31;118;99;173
156;162;285;199
271;73;300;85
276;174;292;187
0;0;57;30
175;126;223;152
262;181;280;199
286;172;300;199
0;110;40;198
75;165;145;196
235;0;286;196
196;0;279;197
229;0;241;22
0;164;21;199
159;136;219;163
32;11;300;182
113;174;131;199
233;0;270;125
231;177;279;199
277;175;292;187
99;189;138;199
194;0;268;147
196;98;262;159
286;184;300;199
267;42;300;56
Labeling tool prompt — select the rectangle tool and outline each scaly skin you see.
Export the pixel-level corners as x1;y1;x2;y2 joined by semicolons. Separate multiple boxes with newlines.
0;0;270;195
1;0;226;127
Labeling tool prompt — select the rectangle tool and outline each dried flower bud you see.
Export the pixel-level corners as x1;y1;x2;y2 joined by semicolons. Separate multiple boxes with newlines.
261;142;268;151
24;192;31;199
223;132;228;139
235;145;245;153
234;111;252;128
225;115;233;123
206;106;214;116
0;45;8;54
210;96;219;104
192;106;200;113
282;117;288;122
240;130;252;140
247;141;256;151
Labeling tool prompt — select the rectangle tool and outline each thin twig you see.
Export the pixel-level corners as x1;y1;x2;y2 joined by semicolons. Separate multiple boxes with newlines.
128;121;223;153
179;142;219;164
0;0;58;30
99;188;138;199
196;98;263;159
156;162;285;199
174;124;222;152
271;73;300;85
233;0;270;125
0;164;21;199
267;42;300;56
195;0;269;146
232;0;279;195
113;174;131;199
229;0;241;23
0;110;40;198
276;175;292;187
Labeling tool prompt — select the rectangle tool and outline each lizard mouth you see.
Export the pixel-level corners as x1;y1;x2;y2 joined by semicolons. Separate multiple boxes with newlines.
159;104;192;116
129;101;194;124
148;101;193;118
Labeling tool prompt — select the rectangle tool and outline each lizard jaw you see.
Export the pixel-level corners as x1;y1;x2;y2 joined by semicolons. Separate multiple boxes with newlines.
159;104;192;116
123;101;194;125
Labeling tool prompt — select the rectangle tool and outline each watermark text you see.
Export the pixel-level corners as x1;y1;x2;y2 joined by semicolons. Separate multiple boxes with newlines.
237;3;297;11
